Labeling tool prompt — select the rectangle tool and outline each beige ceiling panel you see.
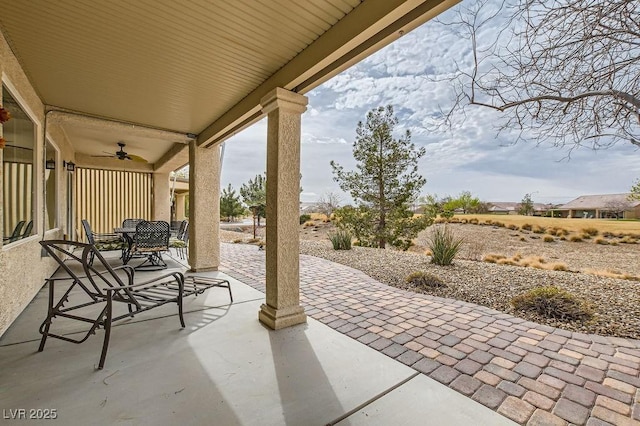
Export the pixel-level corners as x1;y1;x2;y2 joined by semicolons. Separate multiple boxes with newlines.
0;0;356;135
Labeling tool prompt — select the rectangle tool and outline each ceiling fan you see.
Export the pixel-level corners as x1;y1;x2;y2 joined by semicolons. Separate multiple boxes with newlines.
94;142;148;163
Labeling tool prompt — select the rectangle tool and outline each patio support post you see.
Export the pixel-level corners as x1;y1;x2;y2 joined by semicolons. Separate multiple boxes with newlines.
188;141;220;271
258;88;308;330
152;172;171;222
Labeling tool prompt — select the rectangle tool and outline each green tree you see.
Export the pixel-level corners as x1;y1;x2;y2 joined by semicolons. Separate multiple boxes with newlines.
457;191;481;214
518;193;534;216
220;184;245;222
330;105;431;249
240;174;266;227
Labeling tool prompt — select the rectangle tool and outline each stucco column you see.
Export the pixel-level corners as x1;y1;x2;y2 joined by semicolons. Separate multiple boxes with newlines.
152;172;171;222
258;88;308;330
175;193;187;221
188;141;220;272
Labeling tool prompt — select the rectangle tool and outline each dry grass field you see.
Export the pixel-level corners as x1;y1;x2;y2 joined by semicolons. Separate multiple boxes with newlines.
458;214;640;235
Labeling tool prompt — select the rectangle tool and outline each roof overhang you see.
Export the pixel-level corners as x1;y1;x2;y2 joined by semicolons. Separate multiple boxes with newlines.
0;0;458;173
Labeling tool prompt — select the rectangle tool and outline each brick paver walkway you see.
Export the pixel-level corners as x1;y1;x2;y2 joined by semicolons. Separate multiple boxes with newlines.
220;243;640;425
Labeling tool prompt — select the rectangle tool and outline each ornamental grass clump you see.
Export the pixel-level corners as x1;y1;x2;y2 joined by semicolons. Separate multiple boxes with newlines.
405;271;446;288
427;225;463;266
511;286;593;321
328;229;352;250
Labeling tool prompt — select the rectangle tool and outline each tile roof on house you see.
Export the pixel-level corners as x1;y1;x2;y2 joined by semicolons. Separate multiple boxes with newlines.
558;193;640;210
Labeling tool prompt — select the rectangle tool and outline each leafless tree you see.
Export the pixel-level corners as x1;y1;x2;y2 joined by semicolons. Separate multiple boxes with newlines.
604;200;628;219
435;0;639;151
317;191;342;217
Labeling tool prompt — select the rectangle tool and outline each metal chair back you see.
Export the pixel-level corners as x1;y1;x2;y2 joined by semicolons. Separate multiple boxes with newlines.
5;220;26;243
122;218;144;229
134;220;170;251
81;219;96;244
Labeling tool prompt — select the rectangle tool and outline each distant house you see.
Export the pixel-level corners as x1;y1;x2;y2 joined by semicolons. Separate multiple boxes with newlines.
487;202;551;216
554;193;640;219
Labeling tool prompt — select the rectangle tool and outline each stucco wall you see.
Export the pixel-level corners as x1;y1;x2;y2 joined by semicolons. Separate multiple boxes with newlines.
0;30;72;336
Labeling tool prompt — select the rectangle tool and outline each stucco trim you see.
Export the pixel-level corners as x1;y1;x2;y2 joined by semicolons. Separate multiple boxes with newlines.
1;234;40;252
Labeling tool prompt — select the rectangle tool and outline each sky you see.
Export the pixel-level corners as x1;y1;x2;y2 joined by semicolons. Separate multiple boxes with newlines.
220;2;640;206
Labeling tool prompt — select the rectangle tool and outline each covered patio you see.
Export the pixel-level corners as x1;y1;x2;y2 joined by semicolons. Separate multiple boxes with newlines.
0;0;459;335
0;249;512;425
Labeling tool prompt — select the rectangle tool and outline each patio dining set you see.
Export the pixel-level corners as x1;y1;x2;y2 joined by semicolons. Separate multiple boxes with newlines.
82;218;189;271
36;218;231;369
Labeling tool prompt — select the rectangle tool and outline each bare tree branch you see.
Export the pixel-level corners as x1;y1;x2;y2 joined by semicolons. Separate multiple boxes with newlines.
433;0;639;150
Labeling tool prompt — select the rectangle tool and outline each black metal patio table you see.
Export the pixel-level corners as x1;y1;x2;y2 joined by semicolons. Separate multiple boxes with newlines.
114;227;136;263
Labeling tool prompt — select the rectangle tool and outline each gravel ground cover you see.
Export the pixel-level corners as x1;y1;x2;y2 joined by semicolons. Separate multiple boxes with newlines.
221;223;640;339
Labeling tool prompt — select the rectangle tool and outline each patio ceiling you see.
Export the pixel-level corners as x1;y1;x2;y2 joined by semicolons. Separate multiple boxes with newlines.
0;0;458;172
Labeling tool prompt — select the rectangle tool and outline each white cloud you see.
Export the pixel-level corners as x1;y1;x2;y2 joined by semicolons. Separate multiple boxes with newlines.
219;1;639;207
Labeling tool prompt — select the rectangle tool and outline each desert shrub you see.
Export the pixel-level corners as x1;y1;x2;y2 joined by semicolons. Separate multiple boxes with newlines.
560;236;567;241
440;210;454;219
460;218;468;224
512;253;523;261
328;229;352;250
532;226;546;234
594;238;609;245
569;235;583;242
556;228;569;236
497;258;519;266
521;223;533;231
582;227;599;236
543;235;555;242
549;262;568;271
581;233;592;240
493;221;506;228
602;231;614;238
483;253;506;263
620;236;637;244
299;214;312;224
428;225;464;266
405;271;446;288
520;236;526;241
303;220;316;227
511;286;593;321
247;238;260;244
507;224;518;230
233;239;243;244
469;218;479;225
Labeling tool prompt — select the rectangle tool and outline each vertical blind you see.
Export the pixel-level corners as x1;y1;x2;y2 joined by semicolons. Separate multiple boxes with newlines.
75;167;152;236
2;162;33;236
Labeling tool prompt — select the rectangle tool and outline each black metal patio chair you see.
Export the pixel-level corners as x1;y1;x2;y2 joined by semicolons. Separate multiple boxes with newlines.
122;218;144;229
3;220;25;243
38;240;186;369
129;220;170;270
82;219;126;265
169;220;188;260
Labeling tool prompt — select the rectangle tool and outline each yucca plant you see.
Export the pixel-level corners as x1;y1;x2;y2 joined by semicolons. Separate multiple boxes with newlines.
427;225;463;266
328;229;352;250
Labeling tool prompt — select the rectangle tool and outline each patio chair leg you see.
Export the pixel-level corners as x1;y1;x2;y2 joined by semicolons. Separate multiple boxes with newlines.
38;280;55;352
98;293;113;370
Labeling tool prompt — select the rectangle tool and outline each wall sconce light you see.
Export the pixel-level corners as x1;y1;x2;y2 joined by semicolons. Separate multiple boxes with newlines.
63;161;75;172
45;159;56;170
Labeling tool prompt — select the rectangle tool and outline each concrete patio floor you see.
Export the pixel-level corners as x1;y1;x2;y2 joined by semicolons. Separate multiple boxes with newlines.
0;253;514;425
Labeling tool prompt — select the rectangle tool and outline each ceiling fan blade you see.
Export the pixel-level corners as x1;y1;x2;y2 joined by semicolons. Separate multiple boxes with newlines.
91;154;116;158
127;154;148;163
